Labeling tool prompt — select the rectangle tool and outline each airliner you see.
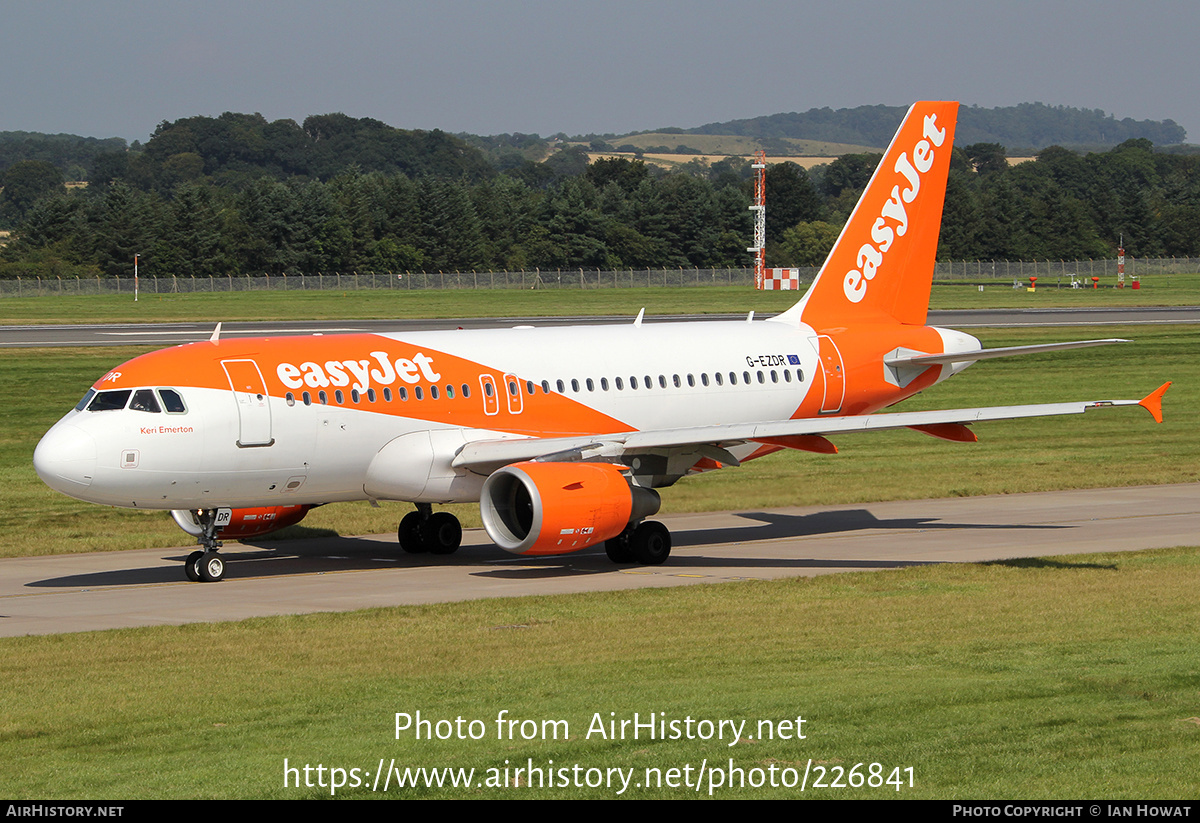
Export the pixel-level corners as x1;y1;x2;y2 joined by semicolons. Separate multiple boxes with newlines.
33;101;1169;582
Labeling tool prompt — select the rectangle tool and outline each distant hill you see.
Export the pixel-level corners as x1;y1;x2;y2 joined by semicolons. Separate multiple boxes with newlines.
684;102;1188;151
0;131;127;180
125;112;495;188
607;132;878;158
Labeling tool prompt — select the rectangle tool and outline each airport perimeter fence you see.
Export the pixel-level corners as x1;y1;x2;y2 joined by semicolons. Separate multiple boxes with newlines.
0;258;1196;298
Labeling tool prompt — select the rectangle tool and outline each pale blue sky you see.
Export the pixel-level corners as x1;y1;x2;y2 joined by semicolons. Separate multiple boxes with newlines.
2;0;1196;143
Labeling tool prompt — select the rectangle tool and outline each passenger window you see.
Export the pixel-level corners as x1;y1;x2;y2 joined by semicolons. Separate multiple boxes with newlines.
130;389;161;413
383;388;392;402
285;392;296;407
446;385;455;399
87;389;132;412
462;384;471;399
303;392;312;406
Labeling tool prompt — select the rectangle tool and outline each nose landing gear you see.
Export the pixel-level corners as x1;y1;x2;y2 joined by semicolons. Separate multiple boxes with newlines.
182;508;227;582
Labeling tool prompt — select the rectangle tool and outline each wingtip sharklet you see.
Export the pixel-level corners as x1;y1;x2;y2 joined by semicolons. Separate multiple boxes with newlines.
1138;382;1171;423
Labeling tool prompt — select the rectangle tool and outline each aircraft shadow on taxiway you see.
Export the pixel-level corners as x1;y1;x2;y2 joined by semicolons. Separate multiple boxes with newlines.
27;508;1067;589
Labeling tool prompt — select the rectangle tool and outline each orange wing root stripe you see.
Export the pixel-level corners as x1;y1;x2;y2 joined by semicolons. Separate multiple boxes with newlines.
1138;382;1171;424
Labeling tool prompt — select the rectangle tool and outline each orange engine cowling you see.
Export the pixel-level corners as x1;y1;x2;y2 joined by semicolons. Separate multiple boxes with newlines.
170;505;313;540
480;462;660;556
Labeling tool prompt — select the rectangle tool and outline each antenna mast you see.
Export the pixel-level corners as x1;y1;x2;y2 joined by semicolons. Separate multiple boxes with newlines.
748;150;766;288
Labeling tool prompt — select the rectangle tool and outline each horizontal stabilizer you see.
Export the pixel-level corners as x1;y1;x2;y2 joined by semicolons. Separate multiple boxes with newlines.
883;338;1128;368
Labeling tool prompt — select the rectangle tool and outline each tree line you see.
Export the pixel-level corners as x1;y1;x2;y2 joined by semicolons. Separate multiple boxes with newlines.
2;112;1199;280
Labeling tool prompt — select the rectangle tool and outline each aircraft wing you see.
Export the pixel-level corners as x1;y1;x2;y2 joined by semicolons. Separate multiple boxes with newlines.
451;382;1170;473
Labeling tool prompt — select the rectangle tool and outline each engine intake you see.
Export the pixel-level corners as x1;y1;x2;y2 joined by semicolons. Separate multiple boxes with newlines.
481;462;660;556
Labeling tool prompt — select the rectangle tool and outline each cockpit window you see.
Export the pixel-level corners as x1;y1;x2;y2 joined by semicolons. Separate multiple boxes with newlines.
130;389;161;413
86;389;132;412
75;389;96;412
158;389;187;414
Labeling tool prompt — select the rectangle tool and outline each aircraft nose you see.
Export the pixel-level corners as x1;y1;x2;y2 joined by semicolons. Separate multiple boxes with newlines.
34;422;97;494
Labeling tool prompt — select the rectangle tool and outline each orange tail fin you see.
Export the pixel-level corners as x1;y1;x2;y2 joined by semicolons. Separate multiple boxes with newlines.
775;101;959;329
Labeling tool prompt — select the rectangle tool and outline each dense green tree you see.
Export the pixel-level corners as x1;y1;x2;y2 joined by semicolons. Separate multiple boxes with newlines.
0;160;65;226
764;162;820;244
777;220;840;266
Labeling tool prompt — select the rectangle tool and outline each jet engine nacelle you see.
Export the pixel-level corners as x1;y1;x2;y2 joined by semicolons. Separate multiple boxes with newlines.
171;505;313;540
480;462;660;556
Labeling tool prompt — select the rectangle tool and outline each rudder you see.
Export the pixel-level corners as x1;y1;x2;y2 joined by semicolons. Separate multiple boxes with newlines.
775;101;959;328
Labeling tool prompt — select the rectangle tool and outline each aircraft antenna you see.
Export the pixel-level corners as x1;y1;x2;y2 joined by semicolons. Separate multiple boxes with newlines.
748;149;767;288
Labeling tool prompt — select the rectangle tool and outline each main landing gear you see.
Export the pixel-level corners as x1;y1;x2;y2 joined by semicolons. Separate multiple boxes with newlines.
184;509;226;583
397;504;463;555
604;520;671;566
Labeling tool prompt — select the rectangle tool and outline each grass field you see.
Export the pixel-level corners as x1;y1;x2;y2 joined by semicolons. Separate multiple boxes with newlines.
4;285;1198;799
3;546;1199;798
1;274;1199;324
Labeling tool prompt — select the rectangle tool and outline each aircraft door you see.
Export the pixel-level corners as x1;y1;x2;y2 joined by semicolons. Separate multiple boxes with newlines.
816;335;845;415
222;359;274;447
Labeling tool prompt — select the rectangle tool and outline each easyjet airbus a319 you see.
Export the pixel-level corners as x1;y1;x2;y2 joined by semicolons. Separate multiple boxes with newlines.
34;102;1169;582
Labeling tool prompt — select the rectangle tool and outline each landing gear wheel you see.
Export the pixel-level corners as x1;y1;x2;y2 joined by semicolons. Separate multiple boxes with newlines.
198;552;225;582
185;550;204;582
422;512;462;555
398;511;426;553
605;527;635;563
630;521;671;565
